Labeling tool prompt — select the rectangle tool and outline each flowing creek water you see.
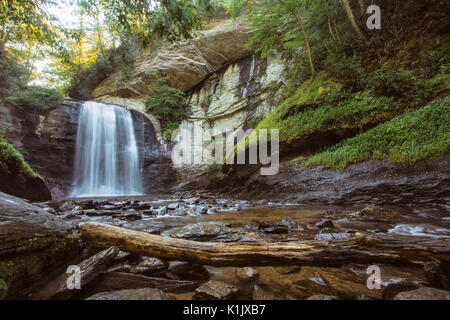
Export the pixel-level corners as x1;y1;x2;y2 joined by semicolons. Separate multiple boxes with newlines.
44;194;449;299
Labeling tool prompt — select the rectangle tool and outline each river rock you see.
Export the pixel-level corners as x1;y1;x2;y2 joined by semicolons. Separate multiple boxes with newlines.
194;206;208;215
258;222;288;234
0;192;80;299
161;222;242;242
193;280;239;300
131;257;167;276
236;267;260;284
252;285;278;300
393;287;450;300
168;261;208;280
315;220;335;229
91;272;200;293
381;280;423;300
108;264;132;273
167;203;180;210
314;232;352;241
86;288;173;300
423;261;450;290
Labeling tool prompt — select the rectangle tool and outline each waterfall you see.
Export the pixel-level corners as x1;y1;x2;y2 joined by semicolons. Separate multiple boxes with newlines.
71;101;143;197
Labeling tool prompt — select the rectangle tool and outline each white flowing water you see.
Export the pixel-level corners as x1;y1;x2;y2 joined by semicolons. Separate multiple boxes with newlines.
71;101;143;197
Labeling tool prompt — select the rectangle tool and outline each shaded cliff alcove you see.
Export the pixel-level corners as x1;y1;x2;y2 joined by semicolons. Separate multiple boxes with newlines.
130;109;176;195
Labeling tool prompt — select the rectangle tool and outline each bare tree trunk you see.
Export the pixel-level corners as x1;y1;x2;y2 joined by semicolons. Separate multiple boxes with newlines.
340;0;367;40
358;0;366;15
278;0;316;78
80;222;450;268
323;0;336;40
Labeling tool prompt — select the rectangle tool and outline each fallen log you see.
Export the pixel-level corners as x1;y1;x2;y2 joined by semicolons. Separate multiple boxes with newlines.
80;222;450;268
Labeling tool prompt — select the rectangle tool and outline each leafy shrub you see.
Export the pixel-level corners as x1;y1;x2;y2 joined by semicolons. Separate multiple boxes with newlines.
0;51;28;98
5;86;64;112
65;54;113;100
145;70;188;140
325;54;367;91
368;69;417;98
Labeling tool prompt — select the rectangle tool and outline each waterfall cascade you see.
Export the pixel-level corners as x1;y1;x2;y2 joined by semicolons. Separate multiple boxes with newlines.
71;101;143;197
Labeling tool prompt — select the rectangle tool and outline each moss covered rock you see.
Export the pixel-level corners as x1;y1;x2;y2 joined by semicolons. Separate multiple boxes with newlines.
0;137;51;201
0;192;80;299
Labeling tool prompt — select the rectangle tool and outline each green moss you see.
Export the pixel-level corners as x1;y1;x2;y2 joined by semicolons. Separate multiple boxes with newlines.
256;72;400;145
0;137;43;180
305;97;450;171
256;72;341;133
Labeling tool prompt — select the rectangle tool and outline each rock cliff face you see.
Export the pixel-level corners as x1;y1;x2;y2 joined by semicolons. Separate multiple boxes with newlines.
0;101;80;199
93;14;253;98
174;52;286;178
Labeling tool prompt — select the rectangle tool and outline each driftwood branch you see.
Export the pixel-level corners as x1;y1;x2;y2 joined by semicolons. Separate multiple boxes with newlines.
80;222;450;268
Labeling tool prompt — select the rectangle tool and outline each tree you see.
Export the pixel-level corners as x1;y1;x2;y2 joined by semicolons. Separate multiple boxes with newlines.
278;0;315;77
340;0;366;39
0;0;58;51
77;0;217;45
228;0;317;78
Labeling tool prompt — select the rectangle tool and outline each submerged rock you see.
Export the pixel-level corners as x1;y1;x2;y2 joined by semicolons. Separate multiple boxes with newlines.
86;288;173;300
314;220;335;229
161;222;242;242
258;222;288;234
236;267;260;284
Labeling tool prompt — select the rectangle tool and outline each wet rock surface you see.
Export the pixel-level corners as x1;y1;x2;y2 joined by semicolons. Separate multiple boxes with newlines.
0;192;80;299
3;190;449;300
86;288;173;300
393;287;450;300
217;154;450;207
193;280;239;300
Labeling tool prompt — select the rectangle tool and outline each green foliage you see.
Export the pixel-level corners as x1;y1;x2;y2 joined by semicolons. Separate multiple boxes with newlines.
367;69;418;99
0;0;58;50
0;51;28;98
305;97;450;170
5;85;63;112
78;0;217;45
65;53;113;100
145;70;188;140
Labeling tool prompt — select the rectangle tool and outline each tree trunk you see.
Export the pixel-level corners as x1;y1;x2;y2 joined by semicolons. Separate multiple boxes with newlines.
358;0;366;15
340;0;367;39
80;222;450;268
0;24;8;51
323;0;336;40
278;0;316;78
